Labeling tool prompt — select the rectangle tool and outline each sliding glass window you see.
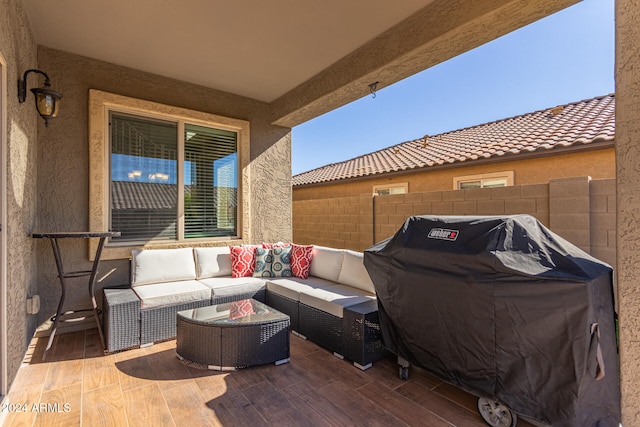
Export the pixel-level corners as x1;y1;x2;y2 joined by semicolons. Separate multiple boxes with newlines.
109;112;238;242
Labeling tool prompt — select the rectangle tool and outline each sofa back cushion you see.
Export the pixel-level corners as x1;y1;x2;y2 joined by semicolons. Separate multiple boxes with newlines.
131;248;197;287
337;250;376;294
309;246;345;282
194;247;232;279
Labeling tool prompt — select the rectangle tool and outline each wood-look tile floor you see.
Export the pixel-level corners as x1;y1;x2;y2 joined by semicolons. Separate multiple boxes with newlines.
2;328;538;427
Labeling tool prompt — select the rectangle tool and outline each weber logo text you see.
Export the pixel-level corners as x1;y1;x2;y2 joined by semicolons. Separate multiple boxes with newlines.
427;228;459;241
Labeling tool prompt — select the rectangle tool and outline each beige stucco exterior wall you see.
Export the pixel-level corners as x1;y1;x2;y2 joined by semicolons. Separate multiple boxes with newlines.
615;0;640;423
33;47;292;338
293;148;615;201
0;0;40;390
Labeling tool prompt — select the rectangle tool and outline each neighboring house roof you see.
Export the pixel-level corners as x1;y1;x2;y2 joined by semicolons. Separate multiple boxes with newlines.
112;182;181;210
292;94;615;187
111;181;237;210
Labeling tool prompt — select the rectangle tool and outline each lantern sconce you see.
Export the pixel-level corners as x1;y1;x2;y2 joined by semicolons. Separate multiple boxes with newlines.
17;69;63;127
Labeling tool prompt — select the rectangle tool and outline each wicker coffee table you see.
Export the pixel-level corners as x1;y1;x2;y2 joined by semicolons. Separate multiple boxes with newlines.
176;299;290;370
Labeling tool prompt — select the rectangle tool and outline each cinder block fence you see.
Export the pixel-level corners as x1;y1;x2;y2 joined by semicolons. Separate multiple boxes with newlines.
293;176;616;275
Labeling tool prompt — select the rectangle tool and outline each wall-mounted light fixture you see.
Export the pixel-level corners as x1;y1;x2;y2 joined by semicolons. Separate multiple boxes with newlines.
18;69;63;127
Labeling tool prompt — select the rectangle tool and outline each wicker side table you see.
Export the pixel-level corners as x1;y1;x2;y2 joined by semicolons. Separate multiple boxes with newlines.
103;287;141;352
343;299;389;370
176;299;290;370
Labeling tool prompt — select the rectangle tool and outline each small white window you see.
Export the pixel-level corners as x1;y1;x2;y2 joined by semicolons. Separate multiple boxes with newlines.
454;171;514;190
374;183;408;195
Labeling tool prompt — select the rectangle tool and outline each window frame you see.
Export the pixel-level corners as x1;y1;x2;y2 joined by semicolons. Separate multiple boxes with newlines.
373;182;408;196
453;171;514;190
89;89;250;260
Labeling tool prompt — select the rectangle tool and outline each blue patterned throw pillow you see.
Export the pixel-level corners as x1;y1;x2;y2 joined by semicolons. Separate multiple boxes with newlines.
270;246;292;277
253;247;274;277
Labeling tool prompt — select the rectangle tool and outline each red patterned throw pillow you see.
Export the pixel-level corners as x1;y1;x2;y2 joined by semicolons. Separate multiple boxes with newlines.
229;299;255;320
230;246;256;278
291;244;313;279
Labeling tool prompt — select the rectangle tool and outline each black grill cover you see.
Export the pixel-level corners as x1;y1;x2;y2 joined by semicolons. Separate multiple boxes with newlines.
364;215;620;427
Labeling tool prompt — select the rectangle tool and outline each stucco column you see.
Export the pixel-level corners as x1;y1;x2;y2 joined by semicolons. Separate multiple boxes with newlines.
615;0;640;424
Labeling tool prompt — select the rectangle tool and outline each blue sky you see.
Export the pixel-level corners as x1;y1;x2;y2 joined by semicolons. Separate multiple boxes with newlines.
291;0;614;175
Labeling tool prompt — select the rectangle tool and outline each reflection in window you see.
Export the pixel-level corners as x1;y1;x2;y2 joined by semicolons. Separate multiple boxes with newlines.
109;113;238;242
110;113;178;241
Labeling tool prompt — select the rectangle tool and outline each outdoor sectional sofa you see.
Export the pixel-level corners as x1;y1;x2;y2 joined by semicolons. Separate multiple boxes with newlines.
102;245;388;369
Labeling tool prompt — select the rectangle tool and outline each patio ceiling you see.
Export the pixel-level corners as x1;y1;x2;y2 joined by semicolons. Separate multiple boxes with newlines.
24;0;579;127
23;0;433;102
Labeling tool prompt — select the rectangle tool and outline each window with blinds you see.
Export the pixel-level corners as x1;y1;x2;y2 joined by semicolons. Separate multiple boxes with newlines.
109;112;238;242
184;124;237;238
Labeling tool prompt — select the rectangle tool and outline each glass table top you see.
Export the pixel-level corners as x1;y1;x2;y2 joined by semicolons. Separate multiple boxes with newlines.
177;299;289;326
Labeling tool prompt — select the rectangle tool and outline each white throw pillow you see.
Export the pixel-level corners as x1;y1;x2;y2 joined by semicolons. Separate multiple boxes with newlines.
337;250;376;294
194;247;232;279
308;246;345;282
131;248;197;287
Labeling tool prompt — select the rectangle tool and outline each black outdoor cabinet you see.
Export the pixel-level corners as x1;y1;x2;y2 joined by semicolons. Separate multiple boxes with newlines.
364;214;620;427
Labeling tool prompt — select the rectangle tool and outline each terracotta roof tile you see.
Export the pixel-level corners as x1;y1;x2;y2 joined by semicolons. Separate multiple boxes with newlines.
293;94;615;187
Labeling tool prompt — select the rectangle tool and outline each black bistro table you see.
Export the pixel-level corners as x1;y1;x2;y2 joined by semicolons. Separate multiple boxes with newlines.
31;231;120;359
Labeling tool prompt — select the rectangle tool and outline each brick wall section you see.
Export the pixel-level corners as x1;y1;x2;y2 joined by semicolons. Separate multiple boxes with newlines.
292;178;616;272
371;183;552;248
550;177;592;253
293;194;373;250
590;179;617;270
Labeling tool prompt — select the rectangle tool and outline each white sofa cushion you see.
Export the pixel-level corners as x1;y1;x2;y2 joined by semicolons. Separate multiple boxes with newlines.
309;246;345;282
133;280;211;309
299;284;375;318
198;276;266;299
132;248;197;287
266;277;337;301
194;247;232;279
337;250;376;294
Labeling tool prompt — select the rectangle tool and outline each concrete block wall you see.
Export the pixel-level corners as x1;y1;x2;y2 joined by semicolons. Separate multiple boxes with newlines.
292;177;616;270
590;179;617;270
371;182;551;248
293;194;373;250
550;177;592;252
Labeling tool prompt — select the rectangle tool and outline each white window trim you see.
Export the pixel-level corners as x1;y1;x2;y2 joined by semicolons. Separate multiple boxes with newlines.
88;89;250;260
453;171;514;190
373;182;408;195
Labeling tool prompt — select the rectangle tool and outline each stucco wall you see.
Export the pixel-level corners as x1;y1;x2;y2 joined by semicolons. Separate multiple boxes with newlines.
0;0;40;390
615;0;640;423
293;148;615;201
34;47;292;336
